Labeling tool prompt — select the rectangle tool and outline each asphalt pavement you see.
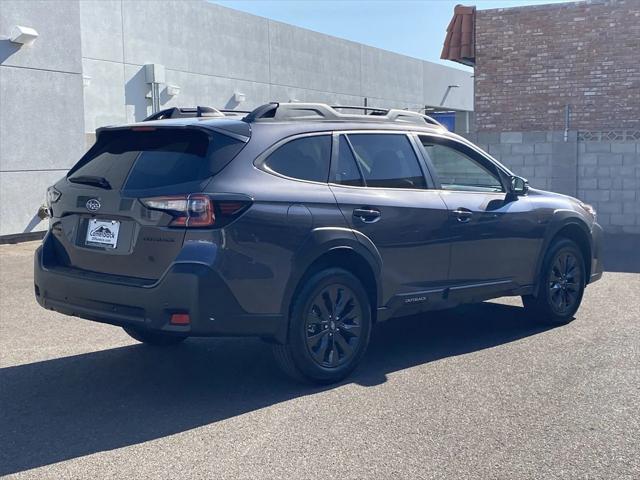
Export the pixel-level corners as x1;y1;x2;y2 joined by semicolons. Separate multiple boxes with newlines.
1;240;638;479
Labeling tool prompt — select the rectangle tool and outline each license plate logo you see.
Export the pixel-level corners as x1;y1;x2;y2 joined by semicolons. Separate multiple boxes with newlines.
86;219;120;248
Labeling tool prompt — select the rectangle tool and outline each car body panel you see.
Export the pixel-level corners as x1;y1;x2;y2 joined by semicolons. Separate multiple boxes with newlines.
48;178;188;280
330;184;451;304
437;190;543;287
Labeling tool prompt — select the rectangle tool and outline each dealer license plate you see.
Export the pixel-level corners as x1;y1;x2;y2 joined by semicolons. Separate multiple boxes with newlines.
85;219;120;248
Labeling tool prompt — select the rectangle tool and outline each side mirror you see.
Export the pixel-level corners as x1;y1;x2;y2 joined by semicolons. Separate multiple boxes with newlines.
510;175;529;196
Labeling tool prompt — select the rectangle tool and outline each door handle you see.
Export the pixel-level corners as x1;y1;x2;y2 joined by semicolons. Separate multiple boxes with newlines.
353;208;381;223
453;208;473;223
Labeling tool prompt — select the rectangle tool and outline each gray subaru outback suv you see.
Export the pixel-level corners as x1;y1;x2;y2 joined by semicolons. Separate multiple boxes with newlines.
35;102;603;383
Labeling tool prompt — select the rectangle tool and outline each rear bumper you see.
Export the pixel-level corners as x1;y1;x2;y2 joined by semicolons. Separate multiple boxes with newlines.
34;235;285;342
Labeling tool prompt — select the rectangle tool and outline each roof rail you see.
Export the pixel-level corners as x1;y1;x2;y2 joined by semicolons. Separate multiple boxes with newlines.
143;106;226;121
243;102;444;127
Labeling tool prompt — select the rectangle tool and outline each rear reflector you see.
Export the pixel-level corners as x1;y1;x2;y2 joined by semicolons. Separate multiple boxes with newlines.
170;313;190;325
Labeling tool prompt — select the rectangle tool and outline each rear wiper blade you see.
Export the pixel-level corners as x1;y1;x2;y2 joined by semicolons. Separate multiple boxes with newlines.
68;175;112;190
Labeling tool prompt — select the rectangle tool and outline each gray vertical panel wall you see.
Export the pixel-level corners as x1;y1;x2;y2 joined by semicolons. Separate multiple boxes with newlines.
0;0;85;236
0;0;473;236
99;0;472;125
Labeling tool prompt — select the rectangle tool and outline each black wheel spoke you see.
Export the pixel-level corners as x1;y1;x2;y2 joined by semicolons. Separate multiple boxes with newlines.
308;329;328;349
307;305;324;327
548;251;582;314
565;289;576;304
328;339;339;367
305;282;362;369
317;296;332;322
334;332;353;357
334;288;346;316
559;254;566;275
311;333;331;364
338;300;354;320
339;321;361;336
558;290;565;308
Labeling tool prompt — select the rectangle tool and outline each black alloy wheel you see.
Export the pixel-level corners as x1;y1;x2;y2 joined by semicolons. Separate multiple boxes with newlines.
305;284;363;368
272;268;372;384
548;251;583;315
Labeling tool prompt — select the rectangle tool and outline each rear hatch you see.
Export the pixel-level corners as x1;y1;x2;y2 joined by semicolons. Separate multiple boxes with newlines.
48;125;247;280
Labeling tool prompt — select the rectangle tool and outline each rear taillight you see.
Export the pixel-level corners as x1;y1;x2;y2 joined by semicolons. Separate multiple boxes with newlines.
141;194;250;228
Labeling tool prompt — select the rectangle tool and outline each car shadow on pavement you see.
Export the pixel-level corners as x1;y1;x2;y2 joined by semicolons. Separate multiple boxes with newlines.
0;302;553;475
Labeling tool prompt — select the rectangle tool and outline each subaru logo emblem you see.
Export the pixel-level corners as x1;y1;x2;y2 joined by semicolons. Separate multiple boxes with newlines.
86;198;101;212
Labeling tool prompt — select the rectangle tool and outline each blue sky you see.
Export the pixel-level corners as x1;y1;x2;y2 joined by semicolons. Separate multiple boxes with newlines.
213;0;569;72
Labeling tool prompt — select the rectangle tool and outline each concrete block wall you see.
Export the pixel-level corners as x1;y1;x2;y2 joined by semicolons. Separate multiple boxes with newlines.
577;136;640;233
463;130;640;234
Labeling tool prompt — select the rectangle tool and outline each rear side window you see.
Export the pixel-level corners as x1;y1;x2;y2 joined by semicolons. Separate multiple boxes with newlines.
263;135;331;182
346;134;426;189
68;129;245;190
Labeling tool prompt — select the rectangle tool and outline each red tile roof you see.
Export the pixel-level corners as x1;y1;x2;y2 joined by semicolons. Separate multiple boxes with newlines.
441;4;476;66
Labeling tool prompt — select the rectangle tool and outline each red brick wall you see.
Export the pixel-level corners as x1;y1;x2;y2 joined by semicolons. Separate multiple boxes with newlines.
475;0;640;132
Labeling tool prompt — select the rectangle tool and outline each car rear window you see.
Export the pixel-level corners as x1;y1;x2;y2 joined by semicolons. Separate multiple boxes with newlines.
68;129;245;191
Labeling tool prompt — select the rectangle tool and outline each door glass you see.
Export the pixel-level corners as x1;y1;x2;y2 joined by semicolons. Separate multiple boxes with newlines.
264;135;331;182
420;138;503;192
347;134;426;189
332;136;364;186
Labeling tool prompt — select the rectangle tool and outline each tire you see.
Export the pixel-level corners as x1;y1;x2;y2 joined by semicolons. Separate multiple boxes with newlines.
273;268;372;384
522;238;586;325
123;326;187;346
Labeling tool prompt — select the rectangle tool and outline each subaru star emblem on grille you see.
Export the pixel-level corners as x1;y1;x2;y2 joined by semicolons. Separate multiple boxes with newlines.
86;198;101;212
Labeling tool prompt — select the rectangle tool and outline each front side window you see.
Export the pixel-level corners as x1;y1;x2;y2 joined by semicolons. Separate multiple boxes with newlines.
419;136;503;192
263;135;331;182
344;134;426;189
